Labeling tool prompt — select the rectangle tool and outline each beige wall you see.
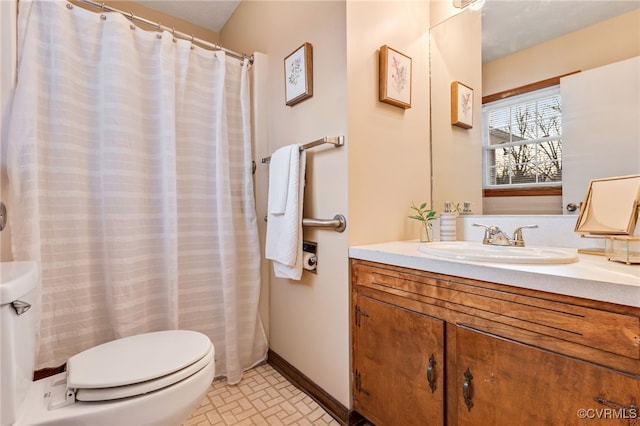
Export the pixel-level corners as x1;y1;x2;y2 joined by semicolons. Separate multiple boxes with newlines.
346;2;431;246
221;0;351;406
483;9;640;96
430;0;462;28
222;0;431;408
430;8;483;216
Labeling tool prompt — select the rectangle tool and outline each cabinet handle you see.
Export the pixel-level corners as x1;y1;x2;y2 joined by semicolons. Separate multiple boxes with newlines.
462;368;474;411
355;370;370;396
355;305;370;327
427;354;436;393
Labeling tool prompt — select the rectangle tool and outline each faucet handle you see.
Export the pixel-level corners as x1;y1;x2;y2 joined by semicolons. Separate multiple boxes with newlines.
473;223;500;244
473;223;501;233
512;225;539;247
473;223;493;229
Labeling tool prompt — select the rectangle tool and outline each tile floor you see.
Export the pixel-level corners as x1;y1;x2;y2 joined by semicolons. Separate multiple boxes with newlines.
182;363;341;426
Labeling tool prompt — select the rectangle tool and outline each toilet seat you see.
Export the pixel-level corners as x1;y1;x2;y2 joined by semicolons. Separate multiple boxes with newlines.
66;330;213;402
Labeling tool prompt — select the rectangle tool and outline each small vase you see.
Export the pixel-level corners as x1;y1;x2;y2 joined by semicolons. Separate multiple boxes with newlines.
420;222;433;242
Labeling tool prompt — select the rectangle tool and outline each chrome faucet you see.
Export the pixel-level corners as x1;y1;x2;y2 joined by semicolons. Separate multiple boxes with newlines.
473;224;538;247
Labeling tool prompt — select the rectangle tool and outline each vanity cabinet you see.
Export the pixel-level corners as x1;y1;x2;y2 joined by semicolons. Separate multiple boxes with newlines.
351;259;640;426
353;294;445;425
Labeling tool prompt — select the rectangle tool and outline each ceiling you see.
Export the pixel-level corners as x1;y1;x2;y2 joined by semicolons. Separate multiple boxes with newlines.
482;0;640;63
134;1;639;62
133;0;241;32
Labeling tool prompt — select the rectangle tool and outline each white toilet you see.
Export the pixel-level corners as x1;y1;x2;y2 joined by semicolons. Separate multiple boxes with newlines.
1;261;215;426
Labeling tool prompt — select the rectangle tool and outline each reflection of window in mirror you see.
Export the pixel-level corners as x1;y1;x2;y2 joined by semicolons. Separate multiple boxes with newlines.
483;86;562;188
481;72;578;199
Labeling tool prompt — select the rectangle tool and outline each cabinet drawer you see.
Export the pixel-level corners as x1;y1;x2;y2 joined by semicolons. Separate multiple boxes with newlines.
352;260;640;373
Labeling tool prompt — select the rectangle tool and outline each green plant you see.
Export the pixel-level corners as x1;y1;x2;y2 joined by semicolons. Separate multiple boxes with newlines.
409;202;436;224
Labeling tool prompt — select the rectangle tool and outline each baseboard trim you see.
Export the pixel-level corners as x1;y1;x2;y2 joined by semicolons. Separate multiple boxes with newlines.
267;349;365;426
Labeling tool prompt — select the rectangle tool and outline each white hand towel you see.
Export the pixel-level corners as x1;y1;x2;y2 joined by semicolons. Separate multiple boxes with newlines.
265;145;306;280
267;146;293;215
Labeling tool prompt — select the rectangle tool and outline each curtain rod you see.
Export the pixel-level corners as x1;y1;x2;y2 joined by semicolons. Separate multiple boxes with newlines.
70;0;252;64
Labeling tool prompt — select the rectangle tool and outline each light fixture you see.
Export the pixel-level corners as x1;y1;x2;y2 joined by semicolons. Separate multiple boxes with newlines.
469;0;485;10
453;0;485;9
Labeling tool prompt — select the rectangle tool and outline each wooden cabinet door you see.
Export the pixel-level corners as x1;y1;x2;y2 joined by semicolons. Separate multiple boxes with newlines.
455;325;640;426
353;293;445;426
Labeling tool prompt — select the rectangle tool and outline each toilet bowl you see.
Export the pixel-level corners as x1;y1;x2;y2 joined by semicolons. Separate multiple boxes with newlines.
1;261;214;426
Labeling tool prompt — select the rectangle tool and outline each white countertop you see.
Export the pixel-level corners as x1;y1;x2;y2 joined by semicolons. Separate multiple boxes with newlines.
349;240;640;308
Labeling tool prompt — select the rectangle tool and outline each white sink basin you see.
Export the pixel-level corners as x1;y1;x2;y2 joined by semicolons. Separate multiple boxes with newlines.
418;241;579;264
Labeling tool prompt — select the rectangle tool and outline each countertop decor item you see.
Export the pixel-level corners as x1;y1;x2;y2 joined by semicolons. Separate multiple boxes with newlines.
379;45;412;109
575;174;640;235
440;201;457;241
605;236;640;265
409;202;436;242
284;42;313;106
574;174;640;260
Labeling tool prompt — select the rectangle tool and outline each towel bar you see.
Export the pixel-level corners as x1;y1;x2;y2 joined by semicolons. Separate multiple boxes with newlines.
261;136;344;163
264;214;347;233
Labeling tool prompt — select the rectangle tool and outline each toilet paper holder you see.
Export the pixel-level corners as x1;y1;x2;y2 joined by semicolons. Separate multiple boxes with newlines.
303;241;318;273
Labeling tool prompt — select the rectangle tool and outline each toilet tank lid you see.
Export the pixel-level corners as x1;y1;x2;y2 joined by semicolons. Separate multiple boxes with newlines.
0;261;39;304
67;330;212;389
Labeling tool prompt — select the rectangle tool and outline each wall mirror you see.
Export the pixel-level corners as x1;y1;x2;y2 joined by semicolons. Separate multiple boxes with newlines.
429;1;640;216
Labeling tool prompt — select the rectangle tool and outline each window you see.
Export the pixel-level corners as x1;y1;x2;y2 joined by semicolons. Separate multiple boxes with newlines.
482;86;562;188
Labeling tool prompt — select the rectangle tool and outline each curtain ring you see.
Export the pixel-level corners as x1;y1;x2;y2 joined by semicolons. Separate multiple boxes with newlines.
190;35;195;50
66;3;73;10
100;14;107;20
100;2;105;10
156;22;162;39
172;27;177;43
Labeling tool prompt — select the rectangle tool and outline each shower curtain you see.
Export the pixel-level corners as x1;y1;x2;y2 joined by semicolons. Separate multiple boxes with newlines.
8;0;267;384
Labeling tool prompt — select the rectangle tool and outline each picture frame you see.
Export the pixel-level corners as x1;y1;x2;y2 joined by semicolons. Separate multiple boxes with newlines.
379;45;412;109
284;42;313;106
451;81;473;128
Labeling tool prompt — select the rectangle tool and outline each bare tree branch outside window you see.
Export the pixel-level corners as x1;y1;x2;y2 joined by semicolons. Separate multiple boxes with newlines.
485;90;562;187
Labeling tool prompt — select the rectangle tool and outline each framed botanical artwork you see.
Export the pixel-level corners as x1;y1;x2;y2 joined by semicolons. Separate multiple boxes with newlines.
451;81;473;128
284;42;313;106
379;45;412;109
